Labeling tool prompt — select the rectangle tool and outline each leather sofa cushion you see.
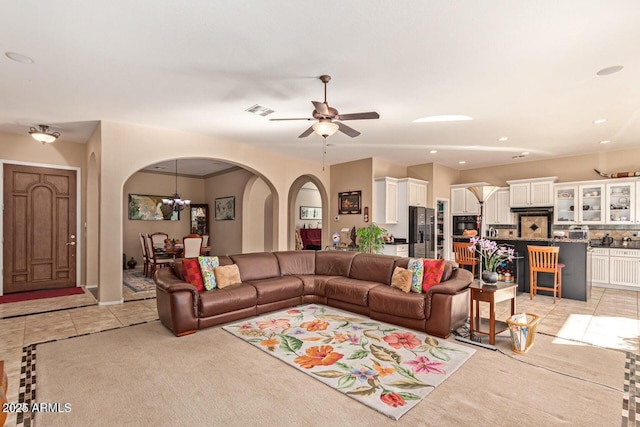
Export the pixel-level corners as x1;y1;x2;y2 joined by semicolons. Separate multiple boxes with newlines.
369;285;426;320
295;274;339;296
218;256;234;266
315;251;357;276
274;251;315;275
246;276;303;305
325;277;382;306
199;284;257;318
349;254;397;285
230;253;280;281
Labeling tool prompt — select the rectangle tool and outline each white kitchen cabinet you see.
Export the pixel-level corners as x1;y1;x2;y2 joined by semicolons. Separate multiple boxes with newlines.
507;177;557;207
590;248;609;284
381;243;409;257
406;178;428;207
450;186;480;215
374;177;399;224
485;188;514;225
606;182;635;225
554;184;577;224
609;248;640;287
579;183;605;224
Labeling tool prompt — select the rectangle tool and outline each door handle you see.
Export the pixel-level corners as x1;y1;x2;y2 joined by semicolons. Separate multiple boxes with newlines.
66;242;76;246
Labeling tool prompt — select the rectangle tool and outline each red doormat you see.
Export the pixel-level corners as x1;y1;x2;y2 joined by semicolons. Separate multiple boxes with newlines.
0;287;85;304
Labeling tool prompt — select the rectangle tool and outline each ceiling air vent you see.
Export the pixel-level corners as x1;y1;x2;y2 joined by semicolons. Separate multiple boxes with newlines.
246;104;275;117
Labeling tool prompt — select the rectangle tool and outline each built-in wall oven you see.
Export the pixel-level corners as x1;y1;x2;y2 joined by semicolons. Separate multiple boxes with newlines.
452;215;479;236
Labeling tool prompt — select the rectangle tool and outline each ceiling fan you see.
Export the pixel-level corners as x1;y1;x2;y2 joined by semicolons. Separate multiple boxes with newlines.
270;75;379;138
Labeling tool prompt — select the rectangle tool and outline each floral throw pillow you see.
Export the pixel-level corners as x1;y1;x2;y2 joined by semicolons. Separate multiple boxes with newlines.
407;258;424;293
422;258;446;292
198;256;220;291
182;258;205;292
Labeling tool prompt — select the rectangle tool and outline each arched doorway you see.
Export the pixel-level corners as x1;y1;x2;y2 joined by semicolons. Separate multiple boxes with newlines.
288;175;329;250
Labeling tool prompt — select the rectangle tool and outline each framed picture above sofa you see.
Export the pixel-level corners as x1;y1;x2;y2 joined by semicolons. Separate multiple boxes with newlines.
338;191;361;215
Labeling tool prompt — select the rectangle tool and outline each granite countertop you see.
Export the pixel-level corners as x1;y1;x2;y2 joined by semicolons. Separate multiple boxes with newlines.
454;235;589;243
590;241;640;250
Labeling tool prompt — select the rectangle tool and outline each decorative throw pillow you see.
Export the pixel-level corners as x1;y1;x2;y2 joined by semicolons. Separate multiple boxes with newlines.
390;266;413;293
213;264;242;289
422;258;446;292
407;258;425;293
181;258;205;292
198;256;220;291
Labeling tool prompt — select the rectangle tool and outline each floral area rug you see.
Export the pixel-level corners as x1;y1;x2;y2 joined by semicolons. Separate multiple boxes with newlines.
223;305;475;420
123;268;155;292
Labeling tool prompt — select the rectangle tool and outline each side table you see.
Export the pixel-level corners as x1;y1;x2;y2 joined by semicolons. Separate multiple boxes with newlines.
469;281;517;345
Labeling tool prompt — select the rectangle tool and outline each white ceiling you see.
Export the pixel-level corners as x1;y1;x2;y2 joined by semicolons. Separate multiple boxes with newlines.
2;1;640;173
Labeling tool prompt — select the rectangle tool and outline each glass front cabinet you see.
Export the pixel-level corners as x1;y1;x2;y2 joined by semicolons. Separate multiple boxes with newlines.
606;182;635;224
578;183;605;224
554;185;577;224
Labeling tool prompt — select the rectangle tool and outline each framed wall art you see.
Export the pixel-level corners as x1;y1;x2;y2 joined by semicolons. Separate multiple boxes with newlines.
128;194;179;221
338;191;361;215
300;206;322;220
215;196;235;220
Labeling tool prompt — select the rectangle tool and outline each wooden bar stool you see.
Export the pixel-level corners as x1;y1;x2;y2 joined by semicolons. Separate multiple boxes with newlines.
528;245;564;303
453;242;479;278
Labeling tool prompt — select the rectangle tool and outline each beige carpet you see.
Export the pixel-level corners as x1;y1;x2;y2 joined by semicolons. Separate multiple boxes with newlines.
34;321;624;426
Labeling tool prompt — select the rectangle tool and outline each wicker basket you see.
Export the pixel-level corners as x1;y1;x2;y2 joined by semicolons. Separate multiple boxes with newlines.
506;313;540;354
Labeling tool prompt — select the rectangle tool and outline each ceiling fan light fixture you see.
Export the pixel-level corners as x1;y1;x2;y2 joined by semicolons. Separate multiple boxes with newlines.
29;125;60;144
312;120;339;137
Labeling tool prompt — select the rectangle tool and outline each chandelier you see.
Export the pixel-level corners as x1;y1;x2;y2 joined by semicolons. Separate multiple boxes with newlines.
29;125;60;144
162;159;191;211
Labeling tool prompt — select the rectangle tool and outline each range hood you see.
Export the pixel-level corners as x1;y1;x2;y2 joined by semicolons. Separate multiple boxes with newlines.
510;206;553;214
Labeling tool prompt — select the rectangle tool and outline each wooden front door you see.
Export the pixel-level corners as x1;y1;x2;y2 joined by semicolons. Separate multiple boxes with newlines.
3;164;77;293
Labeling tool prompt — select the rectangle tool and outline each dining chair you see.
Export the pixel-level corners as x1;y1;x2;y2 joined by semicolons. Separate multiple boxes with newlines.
150;232;169;251
138;233;150;276
182;235;204;258
528;245;564;303
453;242;478;278
146;233;173;277
201;235;209;246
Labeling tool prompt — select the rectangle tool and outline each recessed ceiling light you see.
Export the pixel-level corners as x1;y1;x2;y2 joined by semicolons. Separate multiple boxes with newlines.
245;104;275;116
596;65;623;76
599;140;611;144
413;115;473;123
5;51;34;64
458;160;466;164
429;150;438;154
593;119;607;124
498;137;508;142
520;151;530;155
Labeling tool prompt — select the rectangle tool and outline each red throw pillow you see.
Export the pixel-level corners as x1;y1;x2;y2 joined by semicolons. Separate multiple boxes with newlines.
182;258;205;292
422;259;446;292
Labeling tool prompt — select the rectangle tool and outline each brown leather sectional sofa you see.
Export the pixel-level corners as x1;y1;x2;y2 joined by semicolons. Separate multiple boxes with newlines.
154;250;473;339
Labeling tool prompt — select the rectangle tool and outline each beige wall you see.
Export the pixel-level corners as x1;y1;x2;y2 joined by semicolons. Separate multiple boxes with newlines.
242;176;272;254
372;158;407;179
123;171;205;265
330;158;372;242
457;147;640;186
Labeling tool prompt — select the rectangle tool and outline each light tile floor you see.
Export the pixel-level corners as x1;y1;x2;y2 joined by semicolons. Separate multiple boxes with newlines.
0;285;638;426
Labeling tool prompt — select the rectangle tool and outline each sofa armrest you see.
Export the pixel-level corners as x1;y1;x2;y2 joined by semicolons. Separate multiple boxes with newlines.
154;268;200;336
429;268;473;296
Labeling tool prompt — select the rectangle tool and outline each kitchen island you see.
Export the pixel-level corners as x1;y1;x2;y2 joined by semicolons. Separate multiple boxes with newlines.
454;236;591;301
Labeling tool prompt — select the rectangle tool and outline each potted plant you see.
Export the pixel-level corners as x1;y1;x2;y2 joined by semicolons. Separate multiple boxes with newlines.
469;236;516;283
356;223;387;254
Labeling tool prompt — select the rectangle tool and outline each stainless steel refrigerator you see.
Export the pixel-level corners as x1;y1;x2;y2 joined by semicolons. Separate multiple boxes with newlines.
409;206;435;258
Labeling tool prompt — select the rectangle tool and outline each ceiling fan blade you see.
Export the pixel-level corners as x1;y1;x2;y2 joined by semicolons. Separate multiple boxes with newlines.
336;121;360;138
335;112;380;121
312;101;330;116
269;117;313;121
298;126;314;138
